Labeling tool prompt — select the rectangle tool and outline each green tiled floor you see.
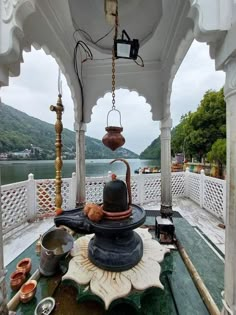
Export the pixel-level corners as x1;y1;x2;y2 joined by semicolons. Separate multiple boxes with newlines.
6;215;224;314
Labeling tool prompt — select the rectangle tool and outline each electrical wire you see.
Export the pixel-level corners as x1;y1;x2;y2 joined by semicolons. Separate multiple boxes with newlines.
73;22;144;122
133;54;144;67
73;41;93;122
75;26;115;45
88;57;112;61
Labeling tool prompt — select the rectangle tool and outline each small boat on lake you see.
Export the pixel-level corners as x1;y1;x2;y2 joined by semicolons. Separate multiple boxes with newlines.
134;166;160;174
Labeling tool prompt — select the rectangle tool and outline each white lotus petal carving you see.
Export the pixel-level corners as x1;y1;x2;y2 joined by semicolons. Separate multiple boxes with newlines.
142;239;170;262
71;234;92;257
135;227;153;240
63;228;169;309
123;260;163;291
64;255;96;285
90;270;132;310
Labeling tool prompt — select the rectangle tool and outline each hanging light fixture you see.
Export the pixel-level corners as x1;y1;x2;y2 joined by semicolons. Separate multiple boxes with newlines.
102;1;125;151
114;29;139;60
105;0;139;60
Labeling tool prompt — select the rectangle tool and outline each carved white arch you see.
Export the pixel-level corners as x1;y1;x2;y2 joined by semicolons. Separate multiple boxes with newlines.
0;0;36;80
163;27;194;120
82;60;163;124
31;43;82;126
188;0;232;42
0;0;82;124
89;87;153;123
224;57;236;99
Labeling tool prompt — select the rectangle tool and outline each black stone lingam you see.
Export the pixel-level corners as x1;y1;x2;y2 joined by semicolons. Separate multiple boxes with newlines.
54;159;146;272
88;159;146;271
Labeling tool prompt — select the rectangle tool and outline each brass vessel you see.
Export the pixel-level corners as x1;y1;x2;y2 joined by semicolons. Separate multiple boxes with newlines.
10;270;26;291
16;258;32;274
19;280;37;303
102;126;125;151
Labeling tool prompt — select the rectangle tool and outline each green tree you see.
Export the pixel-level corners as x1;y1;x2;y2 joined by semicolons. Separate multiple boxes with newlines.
189;89;225;161
171;112;192;159
207;138;226;178
172;88;226;162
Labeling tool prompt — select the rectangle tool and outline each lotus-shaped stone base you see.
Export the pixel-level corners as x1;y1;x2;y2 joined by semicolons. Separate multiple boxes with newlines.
62;228;170;309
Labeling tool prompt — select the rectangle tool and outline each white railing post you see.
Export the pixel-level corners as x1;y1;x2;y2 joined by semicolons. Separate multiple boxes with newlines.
70;172;77;209
200;169;205;208
222;180;226;224
0;174;8;314
138;174;145;205
27;173;36;220
184;167;190;197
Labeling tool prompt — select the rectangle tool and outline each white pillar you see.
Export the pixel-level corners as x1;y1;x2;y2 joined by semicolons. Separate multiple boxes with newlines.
222;58;236;315
74;122;87;206
160;117;173;216
0;172;8;315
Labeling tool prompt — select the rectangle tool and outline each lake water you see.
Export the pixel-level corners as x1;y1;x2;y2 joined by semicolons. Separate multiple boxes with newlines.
0;159;160;185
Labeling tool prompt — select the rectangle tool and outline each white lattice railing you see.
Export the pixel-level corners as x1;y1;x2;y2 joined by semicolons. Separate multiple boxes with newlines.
184;168;226;222
1;180;29;235
0;170;226;236
36;176;76;218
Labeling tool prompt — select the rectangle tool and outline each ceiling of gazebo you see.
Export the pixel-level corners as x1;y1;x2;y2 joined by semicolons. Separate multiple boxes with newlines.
66;0;194;122
69;0;163;54
0;0;194;123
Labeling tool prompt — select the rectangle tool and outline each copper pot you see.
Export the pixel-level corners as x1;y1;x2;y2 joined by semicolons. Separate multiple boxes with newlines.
19;280;37;303
10;270;26;291
16;258;32;274
102;126;125;151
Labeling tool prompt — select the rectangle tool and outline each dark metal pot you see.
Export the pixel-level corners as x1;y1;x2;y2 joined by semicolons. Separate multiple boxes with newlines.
39;228;73;276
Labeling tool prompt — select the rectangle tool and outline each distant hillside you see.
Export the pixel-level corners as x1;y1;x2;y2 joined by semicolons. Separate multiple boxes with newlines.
140;136;161;160
0;103;138;159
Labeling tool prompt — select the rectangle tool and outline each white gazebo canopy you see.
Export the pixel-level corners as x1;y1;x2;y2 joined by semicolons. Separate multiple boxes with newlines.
1;1;236;314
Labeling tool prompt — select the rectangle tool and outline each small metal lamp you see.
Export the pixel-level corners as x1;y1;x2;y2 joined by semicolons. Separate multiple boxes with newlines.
114;30;139;60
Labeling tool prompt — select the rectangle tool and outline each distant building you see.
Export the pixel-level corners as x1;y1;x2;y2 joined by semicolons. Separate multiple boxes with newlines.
30;145;43;155
0;153;8;160
11;149;31;158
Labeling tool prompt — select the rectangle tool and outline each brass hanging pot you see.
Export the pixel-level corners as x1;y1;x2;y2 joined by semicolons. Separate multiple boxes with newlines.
102;108;125;151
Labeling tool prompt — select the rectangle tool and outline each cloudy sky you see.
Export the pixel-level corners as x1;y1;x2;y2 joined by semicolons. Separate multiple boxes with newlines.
0;40;225;154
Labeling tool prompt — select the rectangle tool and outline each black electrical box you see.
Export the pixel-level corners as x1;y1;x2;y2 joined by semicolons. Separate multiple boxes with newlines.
155;216;175;244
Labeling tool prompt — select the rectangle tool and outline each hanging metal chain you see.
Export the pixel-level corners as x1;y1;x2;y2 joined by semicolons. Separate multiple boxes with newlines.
104;0;123;131
111;1;118;111
111;52;116;110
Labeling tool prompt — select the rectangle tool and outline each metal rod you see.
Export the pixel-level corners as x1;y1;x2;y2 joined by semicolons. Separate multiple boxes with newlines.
176;239;221;315
50;94;64;215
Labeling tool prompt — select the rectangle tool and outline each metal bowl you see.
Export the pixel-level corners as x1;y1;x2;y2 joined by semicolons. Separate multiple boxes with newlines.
34;297;55;315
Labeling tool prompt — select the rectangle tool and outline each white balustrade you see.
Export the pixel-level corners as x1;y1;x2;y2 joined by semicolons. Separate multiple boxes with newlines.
184;168;226;222
35;177;73;217
1;180;29;235
0;170;226;237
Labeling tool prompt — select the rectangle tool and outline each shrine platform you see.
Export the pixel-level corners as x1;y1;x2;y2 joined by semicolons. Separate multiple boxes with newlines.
4;199;225;315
